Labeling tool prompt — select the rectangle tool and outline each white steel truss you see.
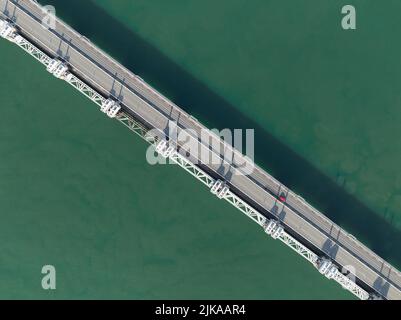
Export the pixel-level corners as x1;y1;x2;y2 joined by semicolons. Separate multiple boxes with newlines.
65;74;105;107
2;22;372;300
14;35;52;66
333;270;370;300
278;232;318;264
169;151;215;188
224;192;267;227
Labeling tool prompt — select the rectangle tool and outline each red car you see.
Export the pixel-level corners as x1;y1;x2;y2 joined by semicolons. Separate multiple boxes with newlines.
278;195;287;203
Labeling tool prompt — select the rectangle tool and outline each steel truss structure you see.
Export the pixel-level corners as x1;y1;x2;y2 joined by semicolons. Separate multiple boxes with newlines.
14;36;52;66
65;74;105;107
1;18;371;300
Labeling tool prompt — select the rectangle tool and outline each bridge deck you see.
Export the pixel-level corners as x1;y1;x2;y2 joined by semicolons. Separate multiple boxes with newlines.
2;0;401;299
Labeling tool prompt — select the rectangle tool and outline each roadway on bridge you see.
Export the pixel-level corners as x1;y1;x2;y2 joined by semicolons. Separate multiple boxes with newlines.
2;0;401;299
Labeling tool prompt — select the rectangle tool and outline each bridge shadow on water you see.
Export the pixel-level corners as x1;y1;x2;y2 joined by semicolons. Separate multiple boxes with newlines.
40;0;401;271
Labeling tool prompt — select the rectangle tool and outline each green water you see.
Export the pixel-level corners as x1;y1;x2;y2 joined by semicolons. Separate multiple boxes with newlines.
2;0;401;299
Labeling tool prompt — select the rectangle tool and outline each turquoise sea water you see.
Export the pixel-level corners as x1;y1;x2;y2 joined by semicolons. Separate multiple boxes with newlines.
2;0;401;299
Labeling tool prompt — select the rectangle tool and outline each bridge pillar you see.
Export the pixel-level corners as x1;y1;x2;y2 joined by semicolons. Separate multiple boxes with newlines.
317;258;338;279
0;19;17;41
155;140;176;158
210;180;229;199
100;98;121;118
263;220;284;239
46;59;70;80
